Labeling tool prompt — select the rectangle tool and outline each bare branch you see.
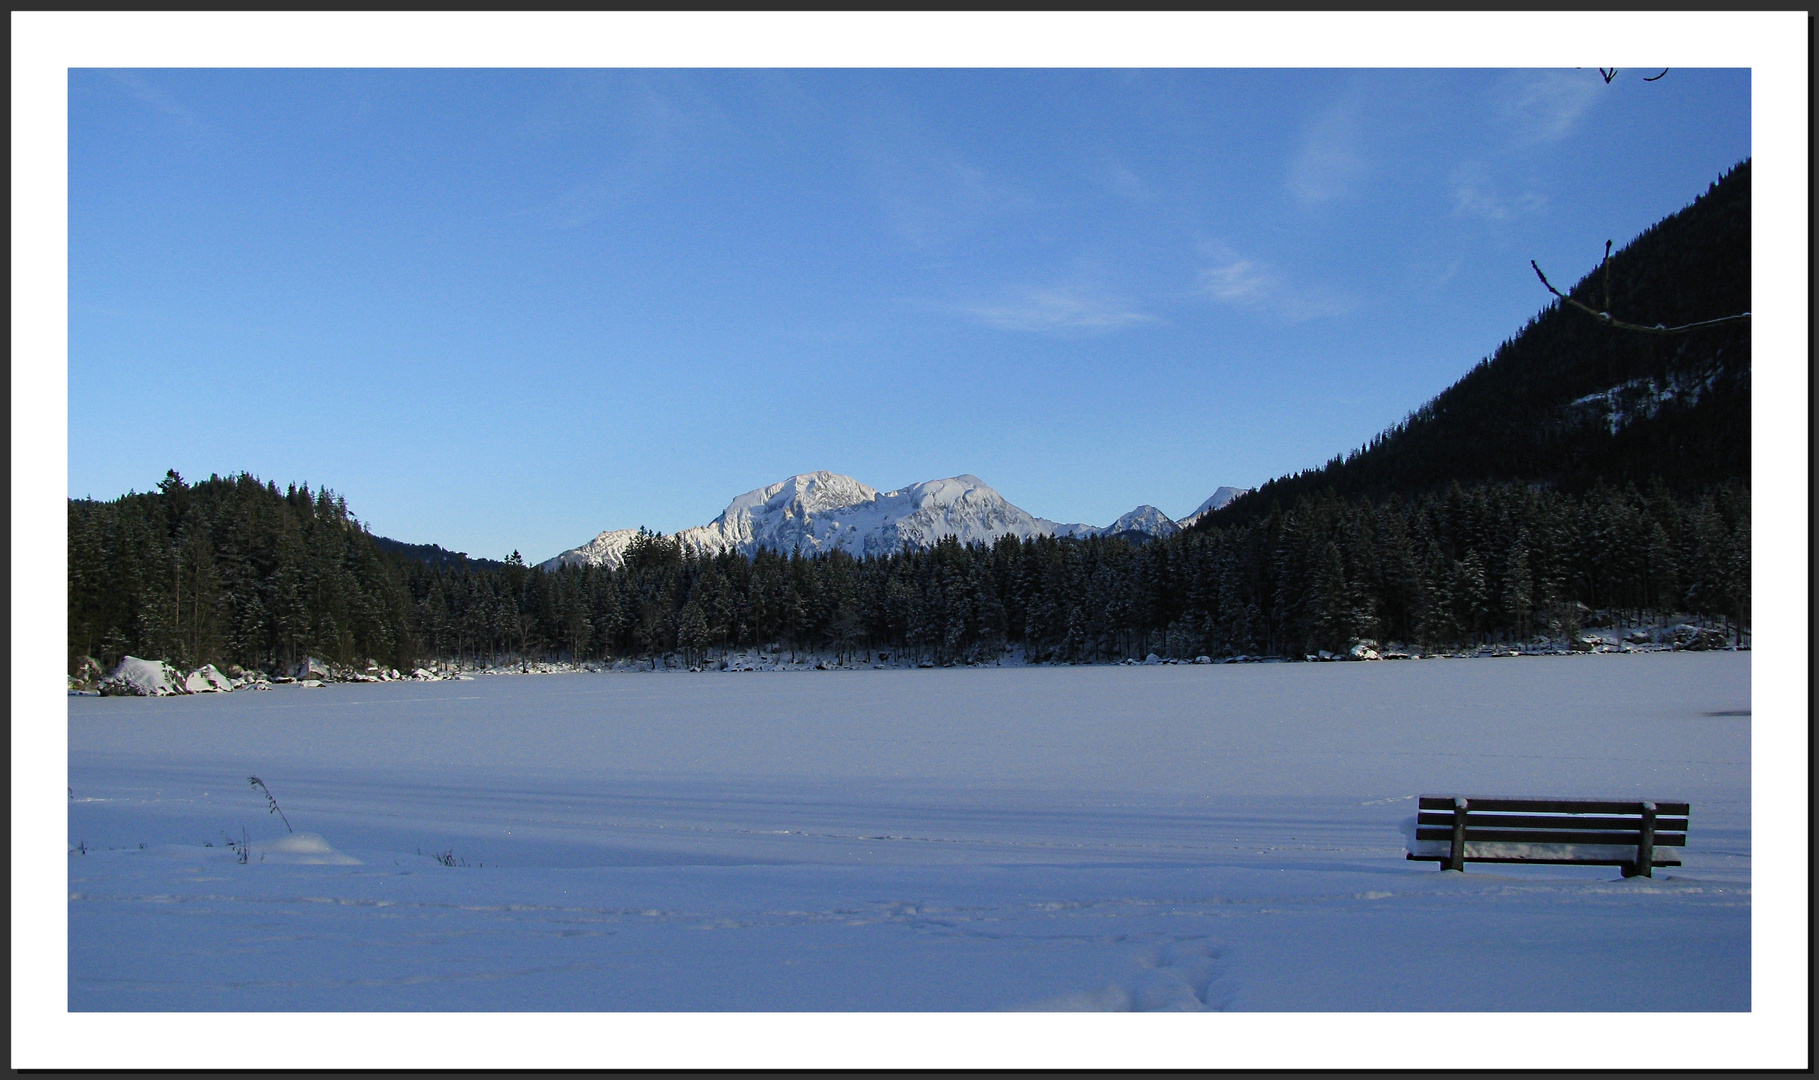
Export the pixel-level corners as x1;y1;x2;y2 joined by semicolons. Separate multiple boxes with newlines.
1531;255;1749;335
1585;68;1668;84
1601;239;1613;312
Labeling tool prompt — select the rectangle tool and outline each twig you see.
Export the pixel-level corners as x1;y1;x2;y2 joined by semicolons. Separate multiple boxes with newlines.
1531;250;1750;335
1588;68;1668;84
247;776;292;833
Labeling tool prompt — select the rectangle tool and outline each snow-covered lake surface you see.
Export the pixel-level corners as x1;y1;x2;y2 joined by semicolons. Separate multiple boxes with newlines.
67;652;1752;1021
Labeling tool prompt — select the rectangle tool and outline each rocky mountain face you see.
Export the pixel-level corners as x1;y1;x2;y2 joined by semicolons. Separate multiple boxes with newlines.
540;472;1245;570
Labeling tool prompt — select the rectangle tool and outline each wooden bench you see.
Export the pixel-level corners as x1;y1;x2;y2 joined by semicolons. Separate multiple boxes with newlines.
1406;795;1688;877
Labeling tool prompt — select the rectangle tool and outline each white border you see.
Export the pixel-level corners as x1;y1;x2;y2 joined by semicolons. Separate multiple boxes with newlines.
13;10;1808;1071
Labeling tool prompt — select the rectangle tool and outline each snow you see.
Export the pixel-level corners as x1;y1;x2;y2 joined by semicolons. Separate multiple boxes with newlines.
1178;485;1249;527
253;832;363;865
1565;367;1725;436
182;664;233;693
1098;504;1181;538
541;472;1224;568
66;651;1751;1025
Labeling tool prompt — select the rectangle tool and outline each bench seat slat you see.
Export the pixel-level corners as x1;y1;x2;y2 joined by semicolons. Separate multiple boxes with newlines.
1418;796;1689;816
1416;827;1685;846
1417;812;1689;832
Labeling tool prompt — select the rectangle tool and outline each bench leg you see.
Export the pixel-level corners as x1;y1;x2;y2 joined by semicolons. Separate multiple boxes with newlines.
1448;797;1468;871
1631;801;1657;878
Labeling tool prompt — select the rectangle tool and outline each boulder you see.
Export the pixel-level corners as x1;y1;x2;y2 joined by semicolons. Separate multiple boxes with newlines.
1347;640;1381;661
296;656;331;681
184;664;234;693
69;656;105;693
98;656;184;697
1674;625;1729;651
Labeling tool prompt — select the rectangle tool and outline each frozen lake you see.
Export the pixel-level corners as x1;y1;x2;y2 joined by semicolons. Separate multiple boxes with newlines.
67;653;1750;1016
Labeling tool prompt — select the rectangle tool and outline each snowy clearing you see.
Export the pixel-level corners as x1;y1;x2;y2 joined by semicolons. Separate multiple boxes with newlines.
67;651;1750;1020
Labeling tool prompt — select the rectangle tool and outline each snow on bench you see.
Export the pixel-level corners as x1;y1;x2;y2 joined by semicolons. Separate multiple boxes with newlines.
1405;795;1688;878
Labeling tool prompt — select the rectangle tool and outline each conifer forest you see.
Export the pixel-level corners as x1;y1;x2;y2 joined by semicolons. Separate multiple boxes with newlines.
67;470;1749;675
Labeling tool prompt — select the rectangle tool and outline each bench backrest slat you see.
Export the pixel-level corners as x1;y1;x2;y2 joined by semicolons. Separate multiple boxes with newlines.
1417;795;1690;816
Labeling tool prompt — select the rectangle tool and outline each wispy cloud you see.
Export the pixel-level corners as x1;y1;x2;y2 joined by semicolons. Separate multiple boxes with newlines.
1287;99;1369;204
869;154;1027;253
1094;159;1152;202
1196;242;1354;322
1496;70;1603;146
100;70;204;131
520;73;724;229
965;286;1156;334
1450;162;1548;221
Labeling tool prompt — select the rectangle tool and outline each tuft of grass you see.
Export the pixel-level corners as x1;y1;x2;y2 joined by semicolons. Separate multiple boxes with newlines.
247;776;292;833
433;848;469;868
224;827;250;864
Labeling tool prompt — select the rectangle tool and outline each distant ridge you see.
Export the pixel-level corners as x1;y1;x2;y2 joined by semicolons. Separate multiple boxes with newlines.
541;473;1239;570
372;535;507;572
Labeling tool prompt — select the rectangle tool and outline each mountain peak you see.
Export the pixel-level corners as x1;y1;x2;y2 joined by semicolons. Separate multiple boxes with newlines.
541;474;1238;569
1180;486;1249;527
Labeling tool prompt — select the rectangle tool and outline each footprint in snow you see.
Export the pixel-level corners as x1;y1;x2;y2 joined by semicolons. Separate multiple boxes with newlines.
1027;938;1232;1011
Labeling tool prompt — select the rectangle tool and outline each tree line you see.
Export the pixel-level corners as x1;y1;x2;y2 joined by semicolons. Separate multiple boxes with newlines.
69;470;1749;676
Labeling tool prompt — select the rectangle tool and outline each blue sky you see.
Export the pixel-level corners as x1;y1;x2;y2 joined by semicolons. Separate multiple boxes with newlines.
68;67;1750;561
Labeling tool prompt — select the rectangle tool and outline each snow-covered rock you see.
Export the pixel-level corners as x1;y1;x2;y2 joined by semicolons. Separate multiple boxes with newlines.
1178;486;1249;528
98;656;184;697
541;472;1236;569
296;656;331;681
1672;625;1730;651
184;665;234;693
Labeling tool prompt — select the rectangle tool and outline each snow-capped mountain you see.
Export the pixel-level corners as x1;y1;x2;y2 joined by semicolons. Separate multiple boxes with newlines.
1178;486;1248;528
1098;505;1181;539
541;472;1234;570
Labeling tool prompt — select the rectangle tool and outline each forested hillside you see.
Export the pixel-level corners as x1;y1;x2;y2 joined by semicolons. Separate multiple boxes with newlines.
68;472;421;675
1211;160;1749;524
